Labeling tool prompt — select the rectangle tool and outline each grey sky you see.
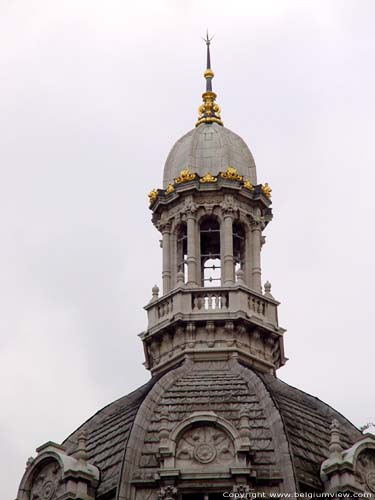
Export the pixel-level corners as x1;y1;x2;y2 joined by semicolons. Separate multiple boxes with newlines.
1;0;375;497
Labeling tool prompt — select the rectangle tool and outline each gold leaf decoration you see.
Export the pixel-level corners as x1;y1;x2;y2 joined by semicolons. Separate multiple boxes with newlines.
175;168;197;184
262;183;272;198
220;167;243;181
166;183;175;194
148;189;158;204
200;173;217;183
243;180;255;191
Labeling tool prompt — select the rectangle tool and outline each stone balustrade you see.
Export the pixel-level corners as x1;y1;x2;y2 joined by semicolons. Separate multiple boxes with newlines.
145;285;279;334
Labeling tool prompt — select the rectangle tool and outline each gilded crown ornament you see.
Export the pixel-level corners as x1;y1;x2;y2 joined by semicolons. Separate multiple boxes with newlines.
220;166;243;181
200;172;217;183
262;182;272;198
165;183;175;194
244;179;255;191
148;189;158;204
175;168;196;184
196;32;223;127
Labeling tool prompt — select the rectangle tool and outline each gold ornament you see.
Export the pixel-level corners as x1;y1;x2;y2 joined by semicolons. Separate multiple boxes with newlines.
196;91;223;127
166;183;175;194
243;180;255;191
148;189;158;204
262;183;272;198
200;173;217;183
204;68;214;79
175;168;197;184
220;167;243;181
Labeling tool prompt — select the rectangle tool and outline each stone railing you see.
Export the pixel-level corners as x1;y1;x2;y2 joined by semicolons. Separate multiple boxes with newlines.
192;290;229;311
145;285;279;333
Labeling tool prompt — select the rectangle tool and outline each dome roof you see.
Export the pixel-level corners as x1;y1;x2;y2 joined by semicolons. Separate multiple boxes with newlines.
62;361;362;497
163;123;257;188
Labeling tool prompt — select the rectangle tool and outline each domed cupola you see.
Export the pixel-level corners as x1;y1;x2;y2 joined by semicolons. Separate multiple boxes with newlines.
163;123;257;189
163;34;257;189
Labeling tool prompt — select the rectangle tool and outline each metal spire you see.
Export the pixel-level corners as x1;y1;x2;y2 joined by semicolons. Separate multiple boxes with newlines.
203;31;214;91
196;31;223;127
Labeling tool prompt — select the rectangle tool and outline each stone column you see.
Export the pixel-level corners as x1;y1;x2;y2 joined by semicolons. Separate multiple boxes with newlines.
222;212;235;286
186;210;198;287
161;223;171;293
245;225;252;288
251;221;262;292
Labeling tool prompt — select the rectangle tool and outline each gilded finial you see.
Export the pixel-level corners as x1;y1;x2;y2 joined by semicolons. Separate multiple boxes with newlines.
196;32;223;127
262;183;272;199
244;179;255;191
148;189;158;205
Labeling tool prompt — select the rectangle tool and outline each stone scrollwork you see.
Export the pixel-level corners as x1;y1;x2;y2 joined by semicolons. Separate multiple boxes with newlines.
30;461;63;500
356;449;375;493
176;424;235;467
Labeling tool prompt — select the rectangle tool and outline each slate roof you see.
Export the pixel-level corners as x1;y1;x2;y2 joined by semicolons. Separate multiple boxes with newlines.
62;367;362;497
261;373;363;491
62;378;155;498
139;366;279;474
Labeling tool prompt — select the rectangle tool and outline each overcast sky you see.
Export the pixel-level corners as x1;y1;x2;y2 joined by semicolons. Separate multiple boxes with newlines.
1;0;375;497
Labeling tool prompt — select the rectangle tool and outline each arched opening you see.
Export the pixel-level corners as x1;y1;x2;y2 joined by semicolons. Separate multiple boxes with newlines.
233;222;246;281
200;217;221;287
176;223;188;283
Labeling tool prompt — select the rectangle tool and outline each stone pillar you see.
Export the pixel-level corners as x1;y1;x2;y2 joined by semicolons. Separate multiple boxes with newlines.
245;226;252;288
186;212;198;287
161;223;171;293
251;221;262;292
222;212;235;286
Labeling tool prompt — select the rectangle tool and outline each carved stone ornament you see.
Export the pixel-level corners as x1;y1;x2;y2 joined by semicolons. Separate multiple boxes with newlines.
175;424;235;467
30;461;63;500
356;449;375;493
158;485;178;500
233;484;252;495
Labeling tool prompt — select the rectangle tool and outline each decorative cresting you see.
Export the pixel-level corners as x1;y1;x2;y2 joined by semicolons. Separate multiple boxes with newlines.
321;428;375;496
200;172;217;183
148;189;158;205
147;166;270;206
196;32;223;127
244;179;255;191
17;440;99;500
262;182;272;199
220;166;243;181
174;168;196;184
